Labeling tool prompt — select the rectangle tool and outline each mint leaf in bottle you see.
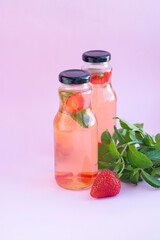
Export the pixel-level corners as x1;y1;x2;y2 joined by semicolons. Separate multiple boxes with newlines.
59;91;74;105
70;109;90;128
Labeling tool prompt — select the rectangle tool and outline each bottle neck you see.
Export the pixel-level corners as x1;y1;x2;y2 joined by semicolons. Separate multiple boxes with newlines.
58;83;92;111
82;61;112;72
59;83;91;92
82;61;112;86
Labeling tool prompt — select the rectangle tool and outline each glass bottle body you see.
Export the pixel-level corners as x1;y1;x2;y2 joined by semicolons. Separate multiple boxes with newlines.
82;62;117;142
54;83;98;190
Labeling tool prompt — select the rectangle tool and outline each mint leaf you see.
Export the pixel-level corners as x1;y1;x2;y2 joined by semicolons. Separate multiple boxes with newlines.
129;131;143;144
134;123;144;129
123;130;132;142
143;134;155;146
155;142;160;150
155;134;160;149
155;133;160;143
112;132;117;144
135;132;144;142
114;117;139;131
70;109;90;128
130;169;139;184
114;126;125;144
125;164;134;171
109;139;121;159
144;150;160;164
98;144;110;161
99;152;115;164
128;131;136;142
128;145;152;169
122;130;142;144
98;161;115;170
98;143;116;170
119;169;132;183
101;130;111;144
59;91;74;105
98;144;115;162
151;167;160;177
138;146;156;153
142;170;160;188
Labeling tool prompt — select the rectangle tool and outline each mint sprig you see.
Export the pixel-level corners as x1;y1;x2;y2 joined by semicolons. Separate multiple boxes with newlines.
99;117;160;188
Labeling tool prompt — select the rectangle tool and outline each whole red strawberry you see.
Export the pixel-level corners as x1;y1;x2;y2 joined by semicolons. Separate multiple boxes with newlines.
90;169;121;198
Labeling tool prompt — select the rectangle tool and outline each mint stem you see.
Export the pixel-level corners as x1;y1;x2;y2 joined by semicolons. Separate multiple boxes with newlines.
120;144;128;156
117;157;125;177
117;144;127;149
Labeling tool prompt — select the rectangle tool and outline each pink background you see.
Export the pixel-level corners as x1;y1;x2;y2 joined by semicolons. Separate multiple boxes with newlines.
1;1;160;239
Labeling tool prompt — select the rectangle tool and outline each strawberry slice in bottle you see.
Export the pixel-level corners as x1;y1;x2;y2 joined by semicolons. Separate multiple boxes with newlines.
77;172;98;184
55;172;73;179
91;71;112;85
65;93;84;113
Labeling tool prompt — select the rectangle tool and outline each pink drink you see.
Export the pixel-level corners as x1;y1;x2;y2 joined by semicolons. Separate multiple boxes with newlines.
91;82;116;142
54;70;98;190
82;50;117;142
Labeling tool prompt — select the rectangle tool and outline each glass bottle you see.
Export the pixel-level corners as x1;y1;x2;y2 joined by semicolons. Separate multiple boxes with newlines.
54;69;98;190
82;50;117;143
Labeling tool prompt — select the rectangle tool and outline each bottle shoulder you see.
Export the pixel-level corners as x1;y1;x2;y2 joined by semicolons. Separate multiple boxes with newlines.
109;86;117;99
91;83;117;102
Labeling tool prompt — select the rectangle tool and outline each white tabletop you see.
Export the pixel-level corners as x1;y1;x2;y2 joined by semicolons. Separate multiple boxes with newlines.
1;150;160;240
